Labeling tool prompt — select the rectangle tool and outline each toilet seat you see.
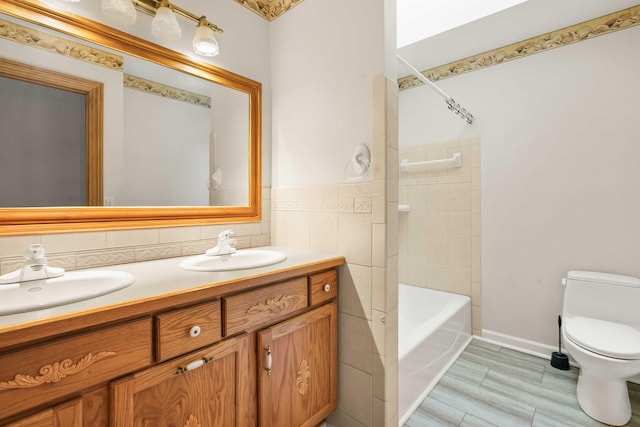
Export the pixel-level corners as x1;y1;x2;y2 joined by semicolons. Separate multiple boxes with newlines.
565;317;640;360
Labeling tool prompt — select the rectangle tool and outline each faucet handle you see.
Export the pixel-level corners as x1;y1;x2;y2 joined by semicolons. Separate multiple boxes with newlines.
25;244;46;264
218;229;234;241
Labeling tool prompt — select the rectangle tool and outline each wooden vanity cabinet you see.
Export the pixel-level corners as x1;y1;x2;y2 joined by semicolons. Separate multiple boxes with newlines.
0;263;341;427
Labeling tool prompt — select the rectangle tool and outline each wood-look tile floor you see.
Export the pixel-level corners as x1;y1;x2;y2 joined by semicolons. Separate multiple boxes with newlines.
404;339;640;427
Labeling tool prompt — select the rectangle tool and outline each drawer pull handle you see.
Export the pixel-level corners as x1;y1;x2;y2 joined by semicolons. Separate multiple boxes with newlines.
189;325;201;337
323;284;331;292
264;346;272;376
175;356;213;375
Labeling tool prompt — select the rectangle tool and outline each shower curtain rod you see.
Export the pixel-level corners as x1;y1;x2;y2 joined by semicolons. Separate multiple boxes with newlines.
397;55;474;124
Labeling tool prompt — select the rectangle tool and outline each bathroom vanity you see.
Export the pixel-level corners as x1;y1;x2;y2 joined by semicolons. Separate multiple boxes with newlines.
0;248;343;426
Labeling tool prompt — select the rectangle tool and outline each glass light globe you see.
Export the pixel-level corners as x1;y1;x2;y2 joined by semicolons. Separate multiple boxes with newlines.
151;6;182;41
193;24;219;57
101;0;136;26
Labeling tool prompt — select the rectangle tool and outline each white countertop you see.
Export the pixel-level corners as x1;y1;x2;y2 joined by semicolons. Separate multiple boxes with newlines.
0;246;343;331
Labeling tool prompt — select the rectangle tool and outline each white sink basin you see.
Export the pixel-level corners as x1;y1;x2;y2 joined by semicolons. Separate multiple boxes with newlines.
180;249;287;272
0;270;135;316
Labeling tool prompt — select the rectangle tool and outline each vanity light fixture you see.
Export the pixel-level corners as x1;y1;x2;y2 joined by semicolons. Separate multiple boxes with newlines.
102;0;137;26
192;17;219;57
151;0;181;40
96;0;223;56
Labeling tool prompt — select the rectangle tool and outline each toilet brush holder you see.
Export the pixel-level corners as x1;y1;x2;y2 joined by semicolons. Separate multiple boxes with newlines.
551;315;570;370
551;351;570;370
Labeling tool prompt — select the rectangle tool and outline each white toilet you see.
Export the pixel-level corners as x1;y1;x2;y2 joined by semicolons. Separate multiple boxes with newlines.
561;270;640;426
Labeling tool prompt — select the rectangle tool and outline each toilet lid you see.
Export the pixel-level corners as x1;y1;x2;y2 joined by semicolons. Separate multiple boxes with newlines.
565;316;640;360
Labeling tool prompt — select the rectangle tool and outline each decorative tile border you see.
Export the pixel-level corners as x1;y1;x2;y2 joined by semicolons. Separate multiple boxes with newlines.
272;197;372;213
398;5;640;89
123;74;212;108
234;0;305;21
0;18;123;71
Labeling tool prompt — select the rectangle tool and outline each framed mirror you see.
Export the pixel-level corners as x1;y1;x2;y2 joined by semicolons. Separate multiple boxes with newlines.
0;0;261;235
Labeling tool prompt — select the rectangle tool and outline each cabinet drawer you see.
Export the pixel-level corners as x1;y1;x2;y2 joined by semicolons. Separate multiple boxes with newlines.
0;318;151;421
224;277;308;336
309;269;338;306
155;299;222;362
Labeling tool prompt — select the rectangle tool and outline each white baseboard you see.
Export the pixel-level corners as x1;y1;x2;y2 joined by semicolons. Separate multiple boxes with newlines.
480;329;640;384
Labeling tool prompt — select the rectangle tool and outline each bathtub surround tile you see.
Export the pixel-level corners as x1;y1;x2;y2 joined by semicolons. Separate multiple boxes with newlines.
399;137;481;336
448;182;471;212
449;237;472;267
449;211;472;239
449;266;472;296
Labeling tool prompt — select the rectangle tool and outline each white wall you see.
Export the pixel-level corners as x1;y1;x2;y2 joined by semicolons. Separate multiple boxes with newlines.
121;89;210;206
399;26;640;349
269;0;388;187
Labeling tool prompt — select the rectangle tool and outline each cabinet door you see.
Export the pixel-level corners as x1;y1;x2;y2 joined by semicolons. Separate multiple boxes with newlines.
5;398;82;427
257;303;337;427
111;334;250;427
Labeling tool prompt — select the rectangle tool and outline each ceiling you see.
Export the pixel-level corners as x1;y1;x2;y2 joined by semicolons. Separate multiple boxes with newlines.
397;0;640;76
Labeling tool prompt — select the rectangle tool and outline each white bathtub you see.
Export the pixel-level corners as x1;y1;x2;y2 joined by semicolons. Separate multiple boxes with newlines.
398;284;472;425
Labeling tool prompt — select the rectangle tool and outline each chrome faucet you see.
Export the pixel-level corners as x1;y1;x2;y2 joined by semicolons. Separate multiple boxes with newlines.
205;230;237;256
0;244;65;284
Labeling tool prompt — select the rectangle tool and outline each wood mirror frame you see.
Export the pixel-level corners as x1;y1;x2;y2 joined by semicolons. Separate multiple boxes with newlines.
0;0;262;236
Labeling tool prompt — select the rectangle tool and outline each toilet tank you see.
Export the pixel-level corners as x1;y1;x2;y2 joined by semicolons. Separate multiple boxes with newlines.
562;271;640;327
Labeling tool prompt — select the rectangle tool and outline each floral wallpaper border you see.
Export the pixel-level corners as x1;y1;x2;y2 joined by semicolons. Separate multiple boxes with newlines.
0;18;123;71
234;0;305;21
123;74;212;108
398;5;640;90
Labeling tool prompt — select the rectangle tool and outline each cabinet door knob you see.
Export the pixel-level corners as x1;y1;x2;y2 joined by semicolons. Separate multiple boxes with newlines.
323;284;331;292
189;325;201;337
264;345;272;376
